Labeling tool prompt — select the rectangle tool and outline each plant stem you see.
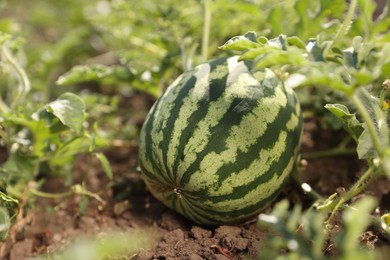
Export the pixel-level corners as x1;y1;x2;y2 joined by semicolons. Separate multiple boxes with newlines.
301;147;356;160
29;188;73;199
351;92;384;158
302;136;355;159
333;0;357;47
326;166;377;224
201;0;212;62
30;184;106;204
1;45;31;109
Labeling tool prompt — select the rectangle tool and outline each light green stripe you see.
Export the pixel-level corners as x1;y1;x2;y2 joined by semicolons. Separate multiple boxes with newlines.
177;59;256;178
211;130;287;196
286;113;299;131
184;87;287;192
166;63;211;174
149;73;192;178
203;154;295;212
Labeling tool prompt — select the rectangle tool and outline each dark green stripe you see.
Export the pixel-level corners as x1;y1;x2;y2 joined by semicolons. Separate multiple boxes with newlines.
215;94;296;185
180;196;229;225
182;86;300;197
139;99;173;185
171;61;230;182
188;119;297;205
178;95;262;186
184;170;291;222
157;73;197;181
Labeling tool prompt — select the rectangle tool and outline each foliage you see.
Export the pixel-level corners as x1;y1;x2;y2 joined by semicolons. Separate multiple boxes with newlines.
258;197;384;259
0;0;389;258
0;33;110;239
55;0;354;98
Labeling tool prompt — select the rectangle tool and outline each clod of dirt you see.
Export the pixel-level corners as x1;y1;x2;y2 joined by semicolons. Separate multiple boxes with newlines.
9;240;33;260
189;226;212;240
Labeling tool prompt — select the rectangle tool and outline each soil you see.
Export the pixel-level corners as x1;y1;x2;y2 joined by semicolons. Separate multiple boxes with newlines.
0;98;390;259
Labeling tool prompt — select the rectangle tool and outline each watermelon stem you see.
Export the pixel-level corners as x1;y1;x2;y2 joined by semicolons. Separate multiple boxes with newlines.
301;147;356;160
322;166;381;225
173;187;183;198
332;0;357;47
301;136;355;160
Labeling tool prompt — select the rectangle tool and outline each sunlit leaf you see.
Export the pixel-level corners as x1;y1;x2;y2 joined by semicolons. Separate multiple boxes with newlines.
239;46;280;60
324;103;364;142
219;31;261;51
45;93;86;133
56;65;113;86
356;89;389;159
254;48;307;70
51;136;92;166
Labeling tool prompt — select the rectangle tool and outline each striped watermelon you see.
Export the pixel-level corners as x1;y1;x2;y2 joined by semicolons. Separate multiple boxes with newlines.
139;56;302;225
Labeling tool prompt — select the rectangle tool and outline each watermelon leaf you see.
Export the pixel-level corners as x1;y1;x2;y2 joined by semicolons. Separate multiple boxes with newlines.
324;103;364;143
355;89;389;159
219;31;261;51
56;64;113;86
37;92;86;134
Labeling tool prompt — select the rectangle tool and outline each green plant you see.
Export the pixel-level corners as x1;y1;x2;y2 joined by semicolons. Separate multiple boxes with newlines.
258;197;383;259
0;33;111;240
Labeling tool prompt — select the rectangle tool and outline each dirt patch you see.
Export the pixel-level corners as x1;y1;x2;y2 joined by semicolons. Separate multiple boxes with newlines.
0;117;389;259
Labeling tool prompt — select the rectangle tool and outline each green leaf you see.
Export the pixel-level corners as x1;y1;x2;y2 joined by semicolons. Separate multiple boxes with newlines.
45;93;86;133
51;136;92;166
219;31;261;51
287;36;307;49
56;64;113;86
0;207;11;241
340;196;377;256
95;152;113;180
0;191;19;240
1;153;38;180
357;125;378;159
254;48;307;69
285;65;352;94
324;103;364;142
239;46;280;60
356;88;389;159
0;191;18;220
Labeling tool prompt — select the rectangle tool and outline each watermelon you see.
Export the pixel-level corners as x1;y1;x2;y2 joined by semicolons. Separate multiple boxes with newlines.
138;56;302;225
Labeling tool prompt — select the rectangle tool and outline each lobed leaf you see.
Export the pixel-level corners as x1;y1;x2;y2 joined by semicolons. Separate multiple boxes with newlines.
41;93;86;134
219;31;261;51
56;64;113;86
356;89;390;159
324;103;364;143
